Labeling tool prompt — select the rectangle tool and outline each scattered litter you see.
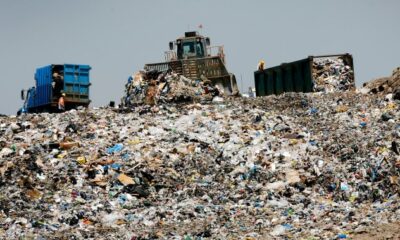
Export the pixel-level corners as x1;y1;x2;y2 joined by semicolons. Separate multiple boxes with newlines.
0;91;399;239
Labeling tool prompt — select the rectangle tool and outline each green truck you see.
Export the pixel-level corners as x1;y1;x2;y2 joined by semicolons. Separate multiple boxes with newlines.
254;54;355;96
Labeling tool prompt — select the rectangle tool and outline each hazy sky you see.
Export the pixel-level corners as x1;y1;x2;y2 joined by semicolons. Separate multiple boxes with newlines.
0;0;399;115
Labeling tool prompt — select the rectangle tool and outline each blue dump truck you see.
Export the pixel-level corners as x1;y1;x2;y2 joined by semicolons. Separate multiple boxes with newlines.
19;64;91;114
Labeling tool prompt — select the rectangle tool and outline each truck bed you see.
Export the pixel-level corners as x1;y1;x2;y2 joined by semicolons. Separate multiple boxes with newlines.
254;54;355;96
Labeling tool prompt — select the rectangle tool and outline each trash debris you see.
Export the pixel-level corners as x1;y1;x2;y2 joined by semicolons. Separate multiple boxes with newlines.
312;56;355;92
0;91;399;239
117;173;135;185
107;143;124;154
121;70;222;107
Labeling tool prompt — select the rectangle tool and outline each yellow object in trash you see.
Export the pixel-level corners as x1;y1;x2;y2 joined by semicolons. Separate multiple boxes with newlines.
57;152;67;159
386;102;396;110
336;105;349;113
76;156;86;164
128;138;141;145
118;173;135;185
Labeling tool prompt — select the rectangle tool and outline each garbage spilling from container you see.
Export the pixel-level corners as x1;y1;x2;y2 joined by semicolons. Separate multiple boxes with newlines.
312;56;355;92
1;91;399;239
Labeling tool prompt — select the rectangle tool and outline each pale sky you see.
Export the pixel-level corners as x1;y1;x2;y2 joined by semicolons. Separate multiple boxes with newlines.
0;0;399;115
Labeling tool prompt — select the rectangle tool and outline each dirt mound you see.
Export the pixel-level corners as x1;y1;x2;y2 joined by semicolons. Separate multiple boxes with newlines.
363;67;400;95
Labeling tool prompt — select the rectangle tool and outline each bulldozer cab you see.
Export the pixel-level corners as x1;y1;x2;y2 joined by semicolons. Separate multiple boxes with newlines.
174;32;207;59
146;31;239;95
170;31;210;60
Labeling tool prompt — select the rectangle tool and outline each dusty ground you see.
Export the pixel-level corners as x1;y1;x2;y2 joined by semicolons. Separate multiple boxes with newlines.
352;222;400;240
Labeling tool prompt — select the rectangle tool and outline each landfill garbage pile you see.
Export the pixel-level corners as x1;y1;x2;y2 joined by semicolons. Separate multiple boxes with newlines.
1;92;400;239
362;67;400;98
121;70;221;108
313;57;355;92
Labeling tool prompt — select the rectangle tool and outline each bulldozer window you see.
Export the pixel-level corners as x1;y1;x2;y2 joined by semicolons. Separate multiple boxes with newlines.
182;42;196;56
196;42;204;57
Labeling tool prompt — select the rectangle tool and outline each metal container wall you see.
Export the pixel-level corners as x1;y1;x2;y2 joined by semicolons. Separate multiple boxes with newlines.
32;65;52;108
26;64;91;110
63;64;91;104
254;54;353;96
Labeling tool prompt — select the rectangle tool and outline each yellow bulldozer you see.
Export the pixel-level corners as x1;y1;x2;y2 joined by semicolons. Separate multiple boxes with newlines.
144;31;239;95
